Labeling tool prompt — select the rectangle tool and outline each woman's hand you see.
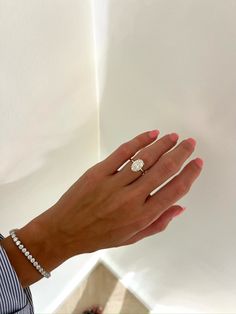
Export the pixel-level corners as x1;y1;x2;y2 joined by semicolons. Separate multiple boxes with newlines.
7;129;203;287
38;129;203;259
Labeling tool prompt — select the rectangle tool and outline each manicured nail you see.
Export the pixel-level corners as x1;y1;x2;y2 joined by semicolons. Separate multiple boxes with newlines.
173;206;186;217
149;129;160;139
186;137;196;147
169;133;179;141
195;157;204;168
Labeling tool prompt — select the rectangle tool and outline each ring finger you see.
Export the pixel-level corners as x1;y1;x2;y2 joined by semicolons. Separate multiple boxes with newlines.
131;137;196;197
115;132;180;186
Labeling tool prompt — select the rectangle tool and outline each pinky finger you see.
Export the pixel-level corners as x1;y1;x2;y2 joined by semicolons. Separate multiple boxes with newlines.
121;205;186;246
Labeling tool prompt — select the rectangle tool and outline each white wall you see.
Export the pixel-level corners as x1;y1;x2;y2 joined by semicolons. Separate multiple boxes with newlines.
0;1;100;313
94;1;236;313
1;1;236;313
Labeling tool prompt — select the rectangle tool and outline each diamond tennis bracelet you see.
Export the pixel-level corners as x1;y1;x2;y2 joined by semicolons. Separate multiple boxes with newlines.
9;229;51;279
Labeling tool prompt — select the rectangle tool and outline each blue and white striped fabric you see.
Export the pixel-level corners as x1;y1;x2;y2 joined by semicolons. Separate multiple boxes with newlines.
0;233;34;314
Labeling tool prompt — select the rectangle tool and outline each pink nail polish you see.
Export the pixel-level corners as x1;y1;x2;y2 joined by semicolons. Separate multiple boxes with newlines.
169;133;179;141
186;137;196;147
149;129;159;139
195;157;204;168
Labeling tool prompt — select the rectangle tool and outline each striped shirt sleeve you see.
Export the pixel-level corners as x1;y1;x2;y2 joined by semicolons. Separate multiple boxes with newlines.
0;233;34;314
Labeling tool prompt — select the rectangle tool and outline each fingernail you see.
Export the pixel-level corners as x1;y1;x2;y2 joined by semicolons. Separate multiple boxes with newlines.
173;206;186;217
169;132;179;141
186;137;196;147
195;157;204;168
149;129;160;139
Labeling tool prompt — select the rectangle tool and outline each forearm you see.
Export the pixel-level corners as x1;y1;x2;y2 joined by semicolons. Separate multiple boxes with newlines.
0;210;67;288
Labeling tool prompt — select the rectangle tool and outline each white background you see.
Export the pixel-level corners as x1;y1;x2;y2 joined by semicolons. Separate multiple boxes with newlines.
95;1;236;313
1;1;236;313
0;1;100;312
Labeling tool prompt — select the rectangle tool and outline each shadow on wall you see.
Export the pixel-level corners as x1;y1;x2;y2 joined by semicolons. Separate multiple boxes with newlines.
0;110;98;232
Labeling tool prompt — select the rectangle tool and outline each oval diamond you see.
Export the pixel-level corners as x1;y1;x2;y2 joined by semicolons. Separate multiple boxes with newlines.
131;159;144;172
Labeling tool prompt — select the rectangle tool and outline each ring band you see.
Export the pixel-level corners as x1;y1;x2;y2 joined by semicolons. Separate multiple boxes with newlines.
130;157;145;175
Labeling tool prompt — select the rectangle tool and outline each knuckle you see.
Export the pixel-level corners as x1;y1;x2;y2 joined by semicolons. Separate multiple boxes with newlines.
165;134;174;145
133;136;143;148
158;222;167;232
175;181;189;196
140;151;151;165
182;140;193;152
162;157;179;173
127;185;143;202
119;143;132;157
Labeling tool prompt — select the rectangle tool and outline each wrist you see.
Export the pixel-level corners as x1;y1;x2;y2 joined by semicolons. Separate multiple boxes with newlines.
1;209;68;288
0;227;45;288
20;211;70;271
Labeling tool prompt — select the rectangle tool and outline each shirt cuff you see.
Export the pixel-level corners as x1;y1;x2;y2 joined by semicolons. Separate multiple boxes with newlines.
0;233;34;314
